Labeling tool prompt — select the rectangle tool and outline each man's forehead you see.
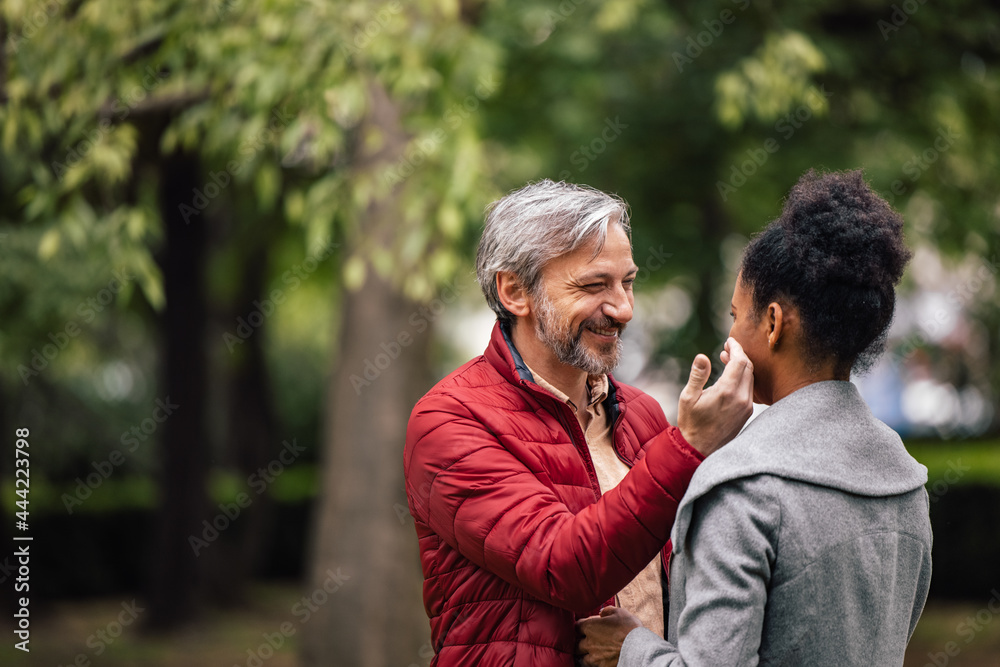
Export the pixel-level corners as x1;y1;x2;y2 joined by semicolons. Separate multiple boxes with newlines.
548;251;638;281
574;265;639;280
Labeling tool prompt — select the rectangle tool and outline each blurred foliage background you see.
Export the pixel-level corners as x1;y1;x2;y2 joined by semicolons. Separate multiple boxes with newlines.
0;0;998;665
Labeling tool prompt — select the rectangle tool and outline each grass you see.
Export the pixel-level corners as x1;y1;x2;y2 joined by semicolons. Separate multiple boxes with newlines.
905;598;1000;667
905;439;1000;486
2;583;998;666
0;583;301;667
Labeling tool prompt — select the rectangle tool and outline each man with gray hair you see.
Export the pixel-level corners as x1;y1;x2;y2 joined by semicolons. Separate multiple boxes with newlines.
404;179;754;666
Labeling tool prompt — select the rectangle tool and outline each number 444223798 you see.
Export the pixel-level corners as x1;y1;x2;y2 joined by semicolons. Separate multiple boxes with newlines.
15;428;29;528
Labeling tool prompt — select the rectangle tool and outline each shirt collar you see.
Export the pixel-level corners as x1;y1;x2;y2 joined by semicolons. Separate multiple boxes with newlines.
526;363;609;411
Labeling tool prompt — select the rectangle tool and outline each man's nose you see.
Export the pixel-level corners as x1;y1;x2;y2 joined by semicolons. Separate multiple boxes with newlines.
603;285;633;324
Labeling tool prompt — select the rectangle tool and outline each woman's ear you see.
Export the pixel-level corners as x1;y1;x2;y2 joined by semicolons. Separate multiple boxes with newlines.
497;271;531;318
766;301;785;350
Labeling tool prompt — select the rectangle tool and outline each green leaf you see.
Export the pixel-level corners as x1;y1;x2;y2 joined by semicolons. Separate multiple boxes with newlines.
343;255;367;291
38;228;61;260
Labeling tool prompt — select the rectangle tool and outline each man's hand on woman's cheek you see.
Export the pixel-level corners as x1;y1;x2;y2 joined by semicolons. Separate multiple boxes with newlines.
677;336;754;456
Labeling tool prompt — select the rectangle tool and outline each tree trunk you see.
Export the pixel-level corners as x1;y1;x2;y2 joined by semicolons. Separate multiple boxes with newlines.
301;270;431;666
301;81;430;666
146;151;210;630
216;241;279;604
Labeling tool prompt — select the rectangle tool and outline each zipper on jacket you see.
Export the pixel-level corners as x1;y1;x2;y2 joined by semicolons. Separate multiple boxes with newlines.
522;377;666;614
519;378;604;501
550;400;619;613
609;389;672;605
556;396;604;501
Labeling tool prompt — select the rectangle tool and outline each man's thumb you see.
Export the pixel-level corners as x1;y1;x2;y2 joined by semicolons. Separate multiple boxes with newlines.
684;354;711;396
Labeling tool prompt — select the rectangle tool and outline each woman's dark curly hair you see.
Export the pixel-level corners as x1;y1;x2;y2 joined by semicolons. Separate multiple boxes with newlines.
740;169;912;375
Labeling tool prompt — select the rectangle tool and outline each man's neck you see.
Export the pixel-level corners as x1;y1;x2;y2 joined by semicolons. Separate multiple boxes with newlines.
509;321;590;410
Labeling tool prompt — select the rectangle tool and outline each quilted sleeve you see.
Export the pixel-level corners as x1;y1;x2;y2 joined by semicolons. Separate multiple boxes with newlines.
404;393;701;615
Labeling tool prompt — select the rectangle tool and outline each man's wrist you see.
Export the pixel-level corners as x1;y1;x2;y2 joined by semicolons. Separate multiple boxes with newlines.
677;421;718;458
640;426;703;502
675;426;707;460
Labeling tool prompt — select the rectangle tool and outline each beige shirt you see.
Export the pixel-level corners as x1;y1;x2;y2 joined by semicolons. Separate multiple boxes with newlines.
527;365;665;636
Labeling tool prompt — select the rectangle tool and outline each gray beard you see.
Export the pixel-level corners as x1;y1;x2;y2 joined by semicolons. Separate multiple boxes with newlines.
533;291;623;376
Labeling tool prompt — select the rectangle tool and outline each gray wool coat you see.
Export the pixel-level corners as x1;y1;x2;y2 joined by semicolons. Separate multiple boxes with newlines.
620;381;933;667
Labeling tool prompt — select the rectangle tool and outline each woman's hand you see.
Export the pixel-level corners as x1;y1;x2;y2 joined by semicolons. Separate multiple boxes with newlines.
576;606;644;667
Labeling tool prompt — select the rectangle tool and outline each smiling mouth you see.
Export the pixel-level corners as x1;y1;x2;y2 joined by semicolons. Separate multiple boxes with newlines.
588;326;619;337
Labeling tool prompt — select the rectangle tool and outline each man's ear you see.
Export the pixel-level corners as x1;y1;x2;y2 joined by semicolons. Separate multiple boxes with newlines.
766;301;785;350
496;271;532;318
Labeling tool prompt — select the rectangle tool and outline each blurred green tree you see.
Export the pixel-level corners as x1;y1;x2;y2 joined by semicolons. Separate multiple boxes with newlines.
1;0;500;659
1;0;997;663
481;0;999;401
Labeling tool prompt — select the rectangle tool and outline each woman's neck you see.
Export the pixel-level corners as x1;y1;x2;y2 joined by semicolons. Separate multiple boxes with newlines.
766;361;847;405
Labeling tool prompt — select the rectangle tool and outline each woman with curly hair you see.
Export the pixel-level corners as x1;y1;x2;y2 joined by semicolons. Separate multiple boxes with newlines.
578;169;933;667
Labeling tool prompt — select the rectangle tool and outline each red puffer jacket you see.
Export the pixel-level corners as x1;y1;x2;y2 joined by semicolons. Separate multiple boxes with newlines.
404;322;703;666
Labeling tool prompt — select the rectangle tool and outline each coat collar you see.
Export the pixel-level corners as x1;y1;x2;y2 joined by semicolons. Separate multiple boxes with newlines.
484;321;624;426
671;380;928;549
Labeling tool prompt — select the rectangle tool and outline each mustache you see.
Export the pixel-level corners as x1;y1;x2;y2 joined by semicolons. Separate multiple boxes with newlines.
576;316;626;338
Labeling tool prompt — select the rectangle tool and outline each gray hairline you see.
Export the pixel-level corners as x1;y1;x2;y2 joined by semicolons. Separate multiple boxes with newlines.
475;180;632;325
